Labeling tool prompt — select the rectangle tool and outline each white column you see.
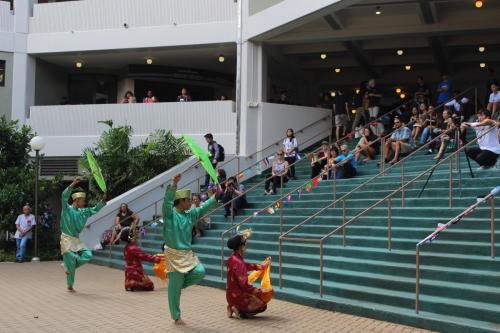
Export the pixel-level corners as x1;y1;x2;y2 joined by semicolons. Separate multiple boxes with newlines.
238;41;267;156
11;0;36;122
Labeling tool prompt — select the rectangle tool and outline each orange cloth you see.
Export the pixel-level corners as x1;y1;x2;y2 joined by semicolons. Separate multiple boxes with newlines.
248;257;274;304
153;253;168;281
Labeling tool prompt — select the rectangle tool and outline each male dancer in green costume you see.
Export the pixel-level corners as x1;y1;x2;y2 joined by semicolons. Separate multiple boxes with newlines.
163;173;218;325
60;177;106;292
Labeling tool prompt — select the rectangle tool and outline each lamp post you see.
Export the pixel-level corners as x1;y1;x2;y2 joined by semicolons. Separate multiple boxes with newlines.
29;136;45;262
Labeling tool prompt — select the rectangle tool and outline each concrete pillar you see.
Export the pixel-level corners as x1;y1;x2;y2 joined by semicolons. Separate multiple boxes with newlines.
238;41;267;156
11;0;36;122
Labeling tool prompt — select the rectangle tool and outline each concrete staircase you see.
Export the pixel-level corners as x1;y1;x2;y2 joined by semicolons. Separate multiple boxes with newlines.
92;138;500;333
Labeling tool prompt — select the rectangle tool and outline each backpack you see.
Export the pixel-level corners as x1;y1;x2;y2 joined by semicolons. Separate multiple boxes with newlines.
218;143;225;162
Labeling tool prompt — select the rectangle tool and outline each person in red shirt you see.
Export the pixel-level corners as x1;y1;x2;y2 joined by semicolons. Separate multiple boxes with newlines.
121;226;161;291
226;232;271;319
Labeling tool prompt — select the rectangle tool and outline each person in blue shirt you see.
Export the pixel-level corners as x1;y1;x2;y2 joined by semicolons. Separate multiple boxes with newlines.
384;117;414;164
436;74;453;105
334;145;357;179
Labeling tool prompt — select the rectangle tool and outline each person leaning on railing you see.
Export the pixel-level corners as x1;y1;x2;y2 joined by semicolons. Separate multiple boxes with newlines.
461;109;500;170
264;150;289;195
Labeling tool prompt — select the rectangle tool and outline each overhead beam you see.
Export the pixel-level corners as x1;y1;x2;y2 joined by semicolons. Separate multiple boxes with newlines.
266;45;313;83
343;41;379;78
428;36;452;74
417;0;436;24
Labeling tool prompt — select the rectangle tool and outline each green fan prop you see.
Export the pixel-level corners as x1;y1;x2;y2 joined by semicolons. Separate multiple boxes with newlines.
85;150;107;192
183;135;219;184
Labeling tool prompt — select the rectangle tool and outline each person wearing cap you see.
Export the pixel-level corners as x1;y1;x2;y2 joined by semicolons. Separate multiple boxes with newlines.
60;177;106;292
121;225;161;291
163;173;219;325
226;231;271;319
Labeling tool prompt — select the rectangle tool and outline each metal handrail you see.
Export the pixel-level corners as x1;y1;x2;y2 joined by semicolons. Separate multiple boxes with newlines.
281;87;478;239
281;123;496;297
415;187;498;313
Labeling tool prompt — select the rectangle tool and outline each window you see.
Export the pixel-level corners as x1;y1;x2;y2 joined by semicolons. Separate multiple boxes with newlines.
0;60;5;87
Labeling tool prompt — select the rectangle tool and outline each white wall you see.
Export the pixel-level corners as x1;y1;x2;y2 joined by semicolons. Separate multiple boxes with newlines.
0;51;13;119
0;1;13;32
27;0;237;54
259;102;331;155
27;101;237;156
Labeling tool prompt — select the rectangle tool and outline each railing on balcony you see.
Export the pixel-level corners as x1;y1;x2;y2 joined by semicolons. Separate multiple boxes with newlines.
29;0;237;33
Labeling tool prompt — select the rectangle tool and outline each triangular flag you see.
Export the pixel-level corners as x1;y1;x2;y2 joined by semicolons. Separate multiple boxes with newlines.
287;194;292;202
238;172;245;179
297;189;302;199
266;207;275;215
253;211;260;216
312;177;320;187
305;182;312;192
275;200;282;209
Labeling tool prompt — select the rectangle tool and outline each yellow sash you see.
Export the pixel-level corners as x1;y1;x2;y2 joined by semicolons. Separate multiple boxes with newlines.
163;246;199;274
60;233;87;255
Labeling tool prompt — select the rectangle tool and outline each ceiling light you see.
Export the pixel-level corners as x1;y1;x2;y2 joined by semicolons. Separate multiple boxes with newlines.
334;67;341;73
395;88;402;94
146;57;153;65
330;91;336;97
400;93;406;99
351;109;357;114
355;88;360;94
480;62;486;68
405;65;412;71
75;61;83;69
397;49;404;56
218;55;225;63
475;0;483;8
320;53;327;60
375;6;382;15
478;46;486;53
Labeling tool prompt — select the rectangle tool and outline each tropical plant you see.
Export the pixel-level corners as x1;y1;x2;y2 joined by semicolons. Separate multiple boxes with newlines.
0;116;61;258
81;122;189;201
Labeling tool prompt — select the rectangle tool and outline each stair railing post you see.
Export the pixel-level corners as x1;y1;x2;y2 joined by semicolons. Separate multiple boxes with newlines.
280;175;284;236
333;168;337;208
342;200;346;247
415;246;420;314
449;157;453;208
491;197;496;259
380;136;385;174
319;239;324;298
401;160;405;207
279;238;283;289
388;197;392;251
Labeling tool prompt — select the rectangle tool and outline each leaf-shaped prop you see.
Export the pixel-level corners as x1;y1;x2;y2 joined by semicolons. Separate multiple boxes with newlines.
85;150;107;192
182;135;219;184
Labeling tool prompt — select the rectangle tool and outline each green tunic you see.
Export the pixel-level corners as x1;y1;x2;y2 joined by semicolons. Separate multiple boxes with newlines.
60;187;106;237
162;185;216;250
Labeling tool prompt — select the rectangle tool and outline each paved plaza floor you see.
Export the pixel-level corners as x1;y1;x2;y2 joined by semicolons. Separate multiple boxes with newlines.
0;262;433;333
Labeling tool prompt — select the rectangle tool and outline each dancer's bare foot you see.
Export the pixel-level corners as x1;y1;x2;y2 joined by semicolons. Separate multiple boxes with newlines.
60;263;69;276
231;306;240;319
226;305;233;318
67;287;76;293
174;319;186;326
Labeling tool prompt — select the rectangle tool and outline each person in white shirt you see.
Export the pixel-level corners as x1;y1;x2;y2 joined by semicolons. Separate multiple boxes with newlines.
461;109;500;169
487;83;500;120
282;128;299;179
14;205;36;263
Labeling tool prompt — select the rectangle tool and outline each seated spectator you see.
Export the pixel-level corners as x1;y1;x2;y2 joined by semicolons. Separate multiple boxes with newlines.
419;105;439;147
223;177;248;218
461;110;500;170
414;75;431;106
111;203;140;245
121;91;137;104
311;141;331;178
384;117;413;164
264;150;289;195
369;118;385;137
434;109;456;160
191;194;210;237
333;145;357;179
410;106;423;142
217;168;227;192
355;127;379;162
177;88;192;102
143;90;158;103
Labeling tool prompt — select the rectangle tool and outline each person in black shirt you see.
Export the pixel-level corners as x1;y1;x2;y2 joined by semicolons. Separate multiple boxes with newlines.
204;133;224;188
351;81;370;133
484;68;498;107
111;203;140;245
415;76;431;106
367;79;382;119
333;91;350;141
